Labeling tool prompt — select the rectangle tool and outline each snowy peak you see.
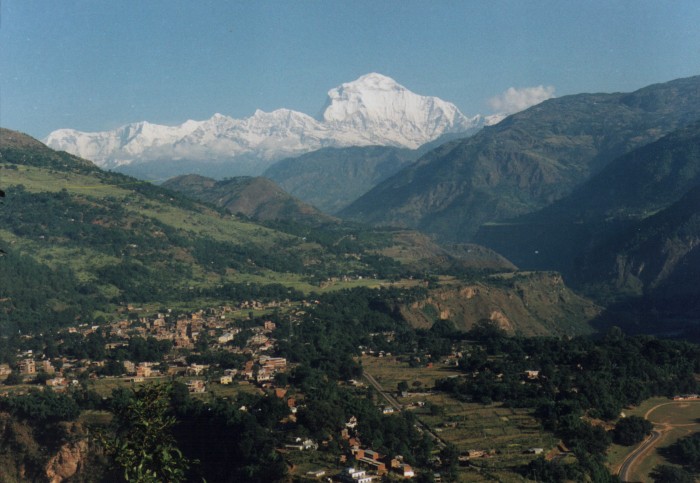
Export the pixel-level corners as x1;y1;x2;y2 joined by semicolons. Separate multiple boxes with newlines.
319;73;477;147
44;73;484;175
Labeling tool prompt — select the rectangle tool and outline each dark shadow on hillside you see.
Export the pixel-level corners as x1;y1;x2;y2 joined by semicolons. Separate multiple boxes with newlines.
587;294;700;342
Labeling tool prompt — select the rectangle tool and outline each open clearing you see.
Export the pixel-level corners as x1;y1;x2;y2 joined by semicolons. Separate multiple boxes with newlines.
608;398;700;482
361;355;556;482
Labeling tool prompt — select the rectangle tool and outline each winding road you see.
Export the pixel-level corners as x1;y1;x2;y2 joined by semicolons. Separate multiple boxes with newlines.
618;430;661;482
617;400;700;482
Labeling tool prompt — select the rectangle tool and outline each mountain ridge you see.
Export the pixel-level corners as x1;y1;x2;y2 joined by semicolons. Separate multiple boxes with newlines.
44;73;487;179
161;174;335;224
340;75;700;241
474;120;700;275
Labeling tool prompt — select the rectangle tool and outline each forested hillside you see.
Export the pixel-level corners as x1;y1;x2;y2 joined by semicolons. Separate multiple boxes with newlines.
161;174;333;223
0;129;413;333
341;75;700;241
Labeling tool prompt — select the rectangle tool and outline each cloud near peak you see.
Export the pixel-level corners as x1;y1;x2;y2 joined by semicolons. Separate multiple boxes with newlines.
488;85;556;115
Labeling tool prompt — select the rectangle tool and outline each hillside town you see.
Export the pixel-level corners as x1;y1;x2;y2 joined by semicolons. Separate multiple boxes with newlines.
0;299;426;481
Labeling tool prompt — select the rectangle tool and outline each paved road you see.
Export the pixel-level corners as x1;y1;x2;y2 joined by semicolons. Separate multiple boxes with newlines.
362;372;446;449
363;372;403;411
618;430;661;482
617;400;700;482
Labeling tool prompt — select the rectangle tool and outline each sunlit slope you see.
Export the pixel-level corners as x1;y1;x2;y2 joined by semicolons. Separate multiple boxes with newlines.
341;75;700;242
0;129;409;314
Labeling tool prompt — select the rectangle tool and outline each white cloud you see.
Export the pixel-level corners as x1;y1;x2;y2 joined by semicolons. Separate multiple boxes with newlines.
488;85;556;115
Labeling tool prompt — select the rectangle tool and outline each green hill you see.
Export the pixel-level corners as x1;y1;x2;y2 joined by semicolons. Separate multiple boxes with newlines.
0;129;421;334
475;120;700;275
161;174;334;223
341;75;700;242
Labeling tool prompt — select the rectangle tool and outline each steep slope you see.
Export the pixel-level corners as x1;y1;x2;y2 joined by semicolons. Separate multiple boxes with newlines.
0;128;421;333
341;75;700;241
263;131;479;215
263;146;419;213
475;121;700;273
575;184;700;312
161;174;334;223
44;74;482;179
401;273;600;337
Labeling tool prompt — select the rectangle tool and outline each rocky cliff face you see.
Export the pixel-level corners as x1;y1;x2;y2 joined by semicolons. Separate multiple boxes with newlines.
45;437;89;483
0;414;96;483
402;272;600;336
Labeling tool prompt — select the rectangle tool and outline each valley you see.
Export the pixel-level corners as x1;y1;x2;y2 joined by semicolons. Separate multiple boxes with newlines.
2;70;700;483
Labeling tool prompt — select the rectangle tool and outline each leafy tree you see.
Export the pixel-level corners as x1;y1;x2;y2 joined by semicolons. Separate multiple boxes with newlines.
34;371;51;385
666;432;700;471
613;415;653;446
102;383;192;483
4;371;22;385
523;456;576;483
651;465;695;483
0;388;80;423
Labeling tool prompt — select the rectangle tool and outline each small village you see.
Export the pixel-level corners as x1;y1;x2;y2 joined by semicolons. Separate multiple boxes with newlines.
0;299;423;481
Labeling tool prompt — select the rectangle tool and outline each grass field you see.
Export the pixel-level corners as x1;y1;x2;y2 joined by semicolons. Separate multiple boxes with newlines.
361;355;462;390
361;355;557;482
606;398;700;481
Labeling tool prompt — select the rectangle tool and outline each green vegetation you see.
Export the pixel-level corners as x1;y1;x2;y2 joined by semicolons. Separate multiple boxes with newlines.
0;131;438;335
663;432;700;473
101;383;192;483
342;75;700;242
651;465;695;483
0;388;80;424
613;415;653;446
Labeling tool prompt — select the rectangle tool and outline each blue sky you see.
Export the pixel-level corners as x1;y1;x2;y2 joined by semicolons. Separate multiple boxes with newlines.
2;0;699;139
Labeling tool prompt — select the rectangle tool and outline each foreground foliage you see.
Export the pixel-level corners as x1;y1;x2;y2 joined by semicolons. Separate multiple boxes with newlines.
102;384;192;483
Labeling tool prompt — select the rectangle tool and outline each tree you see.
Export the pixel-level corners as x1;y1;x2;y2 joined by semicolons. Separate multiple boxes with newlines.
667;432;700;471
397;381;409;394
4;371;22;385
613;415;653;446
102;383;192;483
651;465;695;483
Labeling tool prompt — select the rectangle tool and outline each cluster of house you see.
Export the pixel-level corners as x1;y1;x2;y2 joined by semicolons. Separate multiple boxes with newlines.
1;301;298;396
285;412;415;481
241;354;288;383
107;305;283;350
340;416;415;480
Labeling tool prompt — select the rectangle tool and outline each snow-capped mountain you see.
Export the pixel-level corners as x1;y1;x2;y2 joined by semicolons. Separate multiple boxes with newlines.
44;73;486;177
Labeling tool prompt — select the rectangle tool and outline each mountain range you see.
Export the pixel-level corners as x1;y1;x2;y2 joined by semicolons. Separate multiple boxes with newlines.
341;75;700;242
44;73;491;180
8;72;700;336
1;127;604;338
